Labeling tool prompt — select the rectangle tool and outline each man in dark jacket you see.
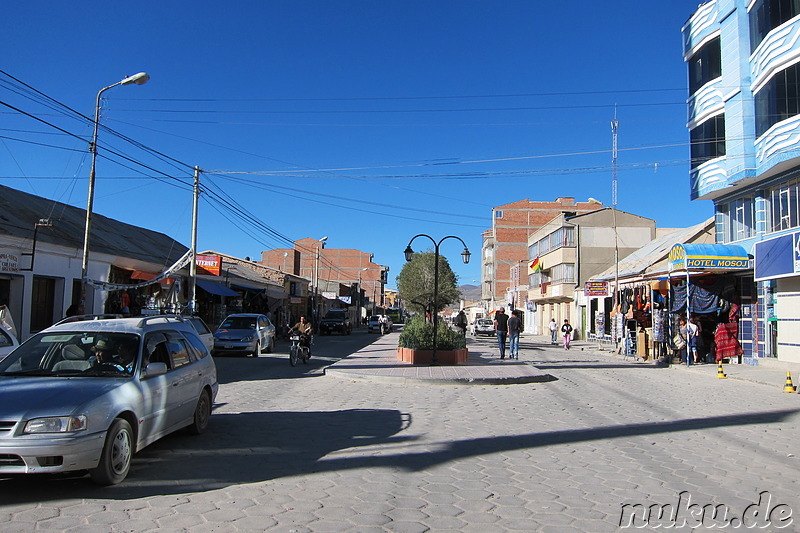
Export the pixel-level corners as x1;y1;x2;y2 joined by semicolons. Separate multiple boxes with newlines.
494;307;509;359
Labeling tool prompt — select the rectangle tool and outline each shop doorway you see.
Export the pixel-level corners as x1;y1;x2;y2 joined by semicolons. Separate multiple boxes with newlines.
30;276;56;333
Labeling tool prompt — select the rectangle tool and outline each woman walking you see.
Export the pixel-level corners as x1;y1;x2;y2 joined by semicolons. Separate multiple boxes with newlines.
561;319;573;350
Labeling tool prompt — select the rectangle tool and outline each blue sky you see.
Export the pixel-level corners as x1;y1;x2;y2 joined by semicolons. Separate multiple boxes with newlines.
1;1;709;288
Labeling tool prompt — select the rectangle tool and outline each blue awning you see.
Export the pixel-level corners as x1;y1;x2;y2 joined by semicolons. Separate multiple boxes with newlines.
196;279;239;297
668;244;750;271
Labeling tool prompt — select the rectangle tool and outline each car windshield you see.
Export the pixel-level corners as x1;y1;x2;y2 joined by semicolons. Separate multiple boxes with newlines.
325;311;346;318
478;319;493;325
0;331;140;377
219;317;257;330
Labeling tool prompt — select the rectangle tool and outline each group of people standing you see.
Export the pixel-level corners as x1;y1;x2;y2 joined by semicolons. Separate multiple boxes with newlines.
493;307;523;359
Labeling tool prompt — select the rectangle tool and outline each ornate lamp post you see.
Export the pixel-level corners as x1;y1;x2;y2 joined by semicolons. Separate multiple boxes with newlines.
80;72;150;312
403;234;471;365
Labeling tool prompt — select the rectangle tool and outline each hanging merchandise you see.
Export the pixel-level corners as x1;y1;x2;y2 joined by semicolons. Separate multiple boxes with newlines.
652;309;665;342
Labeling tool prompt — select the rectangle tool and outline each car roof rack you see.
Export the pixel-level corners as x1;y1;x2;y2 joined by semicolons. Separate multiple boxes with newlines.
136;314;188;328
54;314;123;326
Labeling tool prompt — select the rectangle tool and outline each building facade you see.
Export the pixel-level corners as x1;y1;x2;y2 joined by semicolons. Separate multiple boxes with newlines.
527;208;656;338
260;238;388;315
684;0;800;361
482;197;603;312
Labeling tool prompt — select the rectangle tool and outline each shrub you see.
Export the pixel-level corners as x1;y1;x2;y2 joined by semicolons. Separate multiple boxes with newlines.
398;315;466;351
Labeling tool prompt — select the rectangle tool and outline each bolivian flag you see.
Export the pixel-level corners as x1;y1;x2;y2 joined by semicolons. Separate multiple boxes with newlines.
530;258;541;273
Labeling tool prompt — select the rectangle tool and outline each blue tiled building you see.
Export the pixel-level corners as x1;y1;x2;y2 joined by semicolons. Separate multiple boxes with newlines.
684;0;800;362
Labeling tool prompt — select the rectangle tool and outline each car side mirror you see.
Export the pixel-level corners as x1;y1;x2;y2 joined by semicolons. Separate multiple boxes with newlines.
143;362;168;378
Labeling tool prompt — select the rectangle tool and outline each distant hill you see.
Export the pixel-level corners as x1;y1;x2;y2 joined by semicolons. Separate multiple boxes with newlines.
459;284;481;302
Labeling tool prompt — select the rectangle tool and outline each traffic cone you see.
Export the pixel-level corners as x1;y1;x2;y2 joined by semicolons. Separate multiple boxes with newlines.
784;371;796;393
717;361;727;379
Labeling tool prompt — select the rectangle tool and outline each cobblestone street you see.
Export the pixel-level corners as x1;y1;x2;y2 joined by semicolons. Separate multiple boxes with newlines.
1;332;799;532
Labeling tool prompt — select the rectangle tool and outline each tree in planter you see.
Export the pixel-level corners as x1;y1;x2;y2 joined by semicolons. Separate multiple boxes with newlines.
396;251;460;316
399;315;466;351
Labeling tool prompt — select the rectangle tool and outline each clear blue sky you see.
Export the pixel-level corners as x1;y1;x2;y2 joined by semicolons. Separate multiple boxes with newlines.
1;1;709;288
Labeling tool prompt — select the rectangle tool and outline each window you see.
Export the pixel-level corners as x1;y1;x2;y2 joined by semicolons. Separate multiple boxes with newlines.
165;333;192;369
718;197;755;242
495;210;504;219
750;0;800;52
690;114;726;168
533;226;575;256
688;36;721;94
754;62;800;137
769;179;800;231
549;263;575;284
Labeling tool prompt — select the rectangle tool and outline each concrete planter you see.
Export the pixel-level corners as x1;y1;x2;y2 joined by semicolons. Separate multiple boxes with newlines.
397;347;468;365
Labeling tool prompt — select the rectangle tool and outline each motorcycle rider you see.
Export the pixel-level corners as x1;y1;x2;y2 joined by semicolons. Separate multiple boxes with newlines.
288;316;313;354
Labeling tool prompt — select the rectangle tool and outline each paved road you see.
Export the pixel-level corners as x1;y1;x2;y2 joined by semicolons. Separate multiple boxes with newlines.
1;330;799;532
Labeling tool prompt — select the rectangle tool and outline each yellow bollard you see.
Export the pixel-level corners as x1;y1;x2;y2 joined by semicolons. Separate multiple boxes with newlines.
784;371;797;393
717;361;727;379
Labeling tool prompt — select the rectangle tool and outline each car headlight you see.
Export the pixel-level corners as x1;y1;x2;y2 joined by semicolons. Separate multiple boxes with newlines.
241;335;253;342
24;415;87;434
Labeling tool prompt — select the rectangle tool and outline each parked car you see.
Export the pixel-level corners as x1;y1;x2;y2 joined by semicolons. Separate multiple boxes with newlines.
319;309;352;335
183;316;213;354
0;314;218;485
472;318;495;336
0;323;18;361
213;313;275;356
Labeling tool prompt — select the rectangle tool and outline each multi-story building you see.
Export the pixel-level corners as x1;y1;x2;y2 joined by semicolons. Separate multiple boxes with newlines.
482;197;602;311
260;238;388;316
527;208;656;336
683;0;800;362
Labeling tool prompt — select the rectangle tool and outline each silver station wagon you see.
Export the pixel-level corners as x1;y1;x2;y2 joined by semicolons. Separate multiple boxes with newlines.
0;315;218;485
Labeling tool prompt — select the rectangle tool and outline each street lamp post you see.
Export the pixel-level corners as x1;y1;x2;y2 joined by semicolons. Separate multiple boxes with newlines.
403;234;471;365
80;72;150;312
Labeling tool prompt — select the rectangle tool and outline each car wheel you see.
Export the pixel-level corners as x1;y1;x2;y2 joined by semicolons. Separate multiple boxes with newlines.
187;390;212;435
266;337;274;353
252;341;260;357
90;418;133;485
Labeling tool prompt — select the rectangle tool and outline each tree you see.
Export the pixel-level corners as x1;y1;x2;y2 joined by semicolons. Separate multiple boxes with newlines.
397;251;460;316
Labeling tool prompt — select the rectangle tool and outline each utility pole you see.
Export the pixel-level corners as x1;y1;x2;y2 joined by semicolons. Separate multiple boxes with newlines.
188;166;200;315
611;108;620;345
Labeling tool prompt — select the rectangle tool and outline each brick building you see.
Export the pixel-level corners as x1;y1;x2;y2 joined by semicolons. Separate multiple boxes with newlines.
482;197;603;310
260;238;388;314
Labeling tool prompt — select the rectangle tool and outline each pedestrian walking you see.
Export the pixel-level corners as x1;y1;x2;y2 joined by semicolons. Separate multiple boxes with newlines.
508;310;521;359
494;307;509;359
548;318;558;345
561;319;573;350
455;309;468;336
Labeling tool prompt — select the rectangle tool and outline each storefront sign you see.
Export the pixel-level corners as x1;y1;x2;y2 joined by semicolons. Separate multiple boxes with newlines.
584;281;608;297
0;252;19;273
669;243;750;272
754;230;800;281
196;254;222;276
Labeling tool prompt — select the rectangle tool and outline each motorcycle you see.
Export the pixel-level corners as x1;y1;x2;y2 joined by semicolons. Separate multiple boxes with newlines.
289;333;311;366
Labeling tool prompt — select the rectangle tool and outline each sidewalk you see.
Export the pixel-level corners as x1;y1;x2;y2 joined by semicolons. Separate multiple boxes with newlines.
570;333;800;391
325;331;554;385
326;331;800;392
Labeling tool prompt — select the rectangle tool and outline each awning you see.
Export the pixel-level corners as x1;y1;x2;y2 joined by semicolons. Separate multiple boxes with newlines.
230;282;266;292
196;279;239;297
668;244;750;272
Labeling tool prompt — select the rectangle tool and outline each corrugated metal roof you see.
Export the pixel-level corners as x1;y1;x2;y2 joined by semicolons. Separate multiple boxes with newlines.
591;218;714;282
0;184;188;266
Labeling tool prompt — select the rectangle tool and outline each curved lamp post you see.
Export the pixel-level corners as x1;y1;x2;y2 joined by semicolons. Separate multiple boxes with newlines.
80;72;150;311
403;234;470;365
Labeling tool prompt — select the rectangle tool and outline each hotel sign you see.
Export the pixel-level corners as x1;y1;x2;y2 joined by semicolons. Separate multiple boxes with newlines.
669;244;750;271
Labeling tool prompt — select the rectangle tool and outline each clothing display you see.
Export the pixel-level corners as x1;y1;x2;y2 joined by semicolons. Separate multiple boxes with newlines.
714;323;743;361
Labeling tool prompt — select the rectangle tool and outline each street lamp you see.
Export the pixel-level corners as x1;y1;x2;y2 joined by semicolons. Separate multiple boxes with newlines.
403;234;470;365
80;72;150;312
